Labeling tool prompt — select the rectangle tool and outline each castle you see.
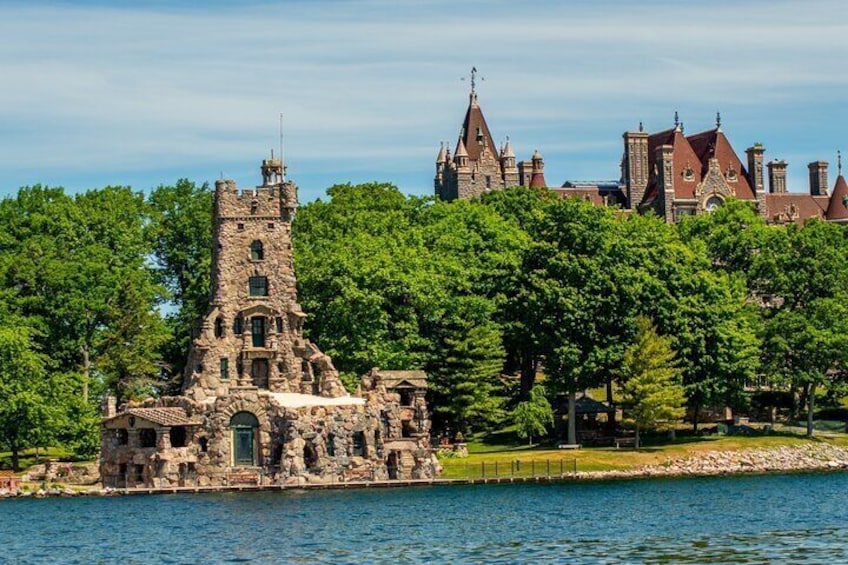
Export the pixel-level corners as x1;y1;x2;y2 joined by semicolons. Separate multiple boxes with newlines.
436;79;848;225
101;158;438;488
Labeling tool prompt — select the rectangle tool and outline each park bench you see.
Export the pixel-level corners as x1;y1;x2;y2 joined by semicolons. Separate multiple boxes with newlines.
614;437;636;449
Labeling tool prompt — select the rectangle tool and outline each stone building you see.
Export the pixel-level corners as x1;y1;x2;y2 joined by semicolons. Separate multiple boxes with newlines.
435;69;547;201
437;75;848;225
101;157;438;488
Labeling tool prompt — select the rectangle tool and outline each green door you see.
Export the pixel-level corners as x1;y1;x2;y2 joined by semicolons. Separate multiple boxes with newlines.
233;427;255;466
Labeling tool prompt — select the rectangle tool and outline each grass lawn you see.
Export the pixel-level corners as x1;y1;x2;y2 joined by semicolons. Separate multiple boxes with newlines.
438;428;848;479
0;447;74;473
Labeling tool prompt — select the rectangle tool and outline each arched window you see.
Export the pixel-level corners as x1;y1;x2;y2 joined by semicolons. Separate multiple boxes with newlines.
250;240;264;261
230;412;259;466
705;195;723;212
214;316;224;338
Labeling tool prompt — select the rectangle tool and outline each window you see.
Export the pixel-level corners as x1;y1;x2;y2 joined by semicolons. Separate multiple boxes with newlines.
303;444;318;470
220;358;229;381
132;464;144;483
237;223;245;231
326;435;335;457
251;359;269;387
352;431;365;457
250;240;264;261
198;437;208;453
249;276;268;296
169;427;187;448
234;316;243;335
399;389;414;407
251;317;266;348
195;364;203;374
275;316;283;333
139;428;156;448
214;317;224;338
267;222;275;230
117;429;128;445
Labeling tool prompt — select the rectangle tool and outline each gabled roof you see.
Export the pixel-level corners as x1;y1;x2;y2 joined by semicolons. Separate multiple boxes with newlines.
686;128;755;199
765;193;829;224
826;175;848;221
374;370;428;389
103;407;202;427
457;93;498;163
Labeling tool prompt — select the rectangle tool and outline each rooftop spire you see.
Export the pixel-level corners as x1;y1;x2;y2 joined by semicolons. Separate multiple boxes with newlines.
840;150;843;176
673;111;680;132
716;111;722;131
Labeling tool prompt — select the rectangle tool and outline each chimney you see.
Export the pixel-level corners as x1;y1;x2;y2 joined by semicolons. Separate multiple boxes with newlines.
657;144;675;222
746;144;765;194
623;130;650;210
767;160;788;194
808;160;829;196
102;395;117;418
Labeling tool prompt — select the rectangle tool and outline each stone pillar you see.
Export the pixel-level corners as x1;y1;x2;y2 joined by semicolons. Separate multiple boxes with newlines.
127;429;140;448
157;427;172;450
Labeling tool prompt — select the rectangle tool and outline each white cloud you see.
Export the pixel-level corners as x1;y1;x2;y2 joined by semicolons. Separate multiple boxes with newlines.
1;0;847;198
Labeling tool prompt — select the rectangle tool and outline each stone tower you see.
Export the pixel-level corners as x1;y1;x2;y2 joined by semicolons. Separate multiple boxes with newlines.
182;156;346;400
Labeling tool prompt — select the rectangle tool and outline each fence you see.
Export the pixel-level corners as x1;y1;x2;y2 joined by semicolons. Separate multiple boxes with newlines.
440;458;578;481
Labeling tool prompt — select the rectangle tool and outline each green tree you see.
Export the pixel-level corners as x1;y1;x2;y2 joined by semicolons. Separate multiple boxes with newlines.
0;326;54;470
513;384;554;444
620;316;686;448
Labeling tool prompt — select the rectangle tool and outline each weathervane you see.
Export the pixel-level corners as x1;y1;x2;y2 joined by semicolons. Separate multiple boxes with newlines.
461;66;484;95
674;111;679;129
716;111;722;130
839;150;843;175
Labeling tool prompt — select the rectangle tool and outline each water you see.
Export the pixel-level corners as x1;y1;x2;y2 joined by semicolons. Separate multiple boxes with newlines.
2;473;848;564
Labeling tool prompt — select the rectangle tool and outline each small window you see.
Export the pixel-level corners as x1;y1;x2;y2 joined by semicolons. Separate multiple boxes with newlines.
237;223;245;231
251;317;266;348
267;222;275;230
220;358;229;381
402;421;415;438
139;428;156;448
275;316;283;333
117;429;128;445
252;359;269;387
250;200;259;214
250;240;264;261
169;427;187;448
214;316;224;338
195;364;203;374
132;464;144;483
198;437;209;453
234;316;243;334
326;435;335;457
249;276;268;297
277;362;285;374
352;431;365;457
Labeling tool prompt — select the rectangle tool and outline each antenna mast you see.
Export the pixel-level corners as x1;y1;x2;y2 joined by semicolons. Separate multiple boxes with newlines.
279;113;286;181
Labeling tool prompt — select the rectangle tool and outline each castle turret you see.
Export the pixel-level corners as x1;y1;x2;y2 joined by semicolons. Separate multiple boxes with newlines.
500;138;519;187
529;150;547;188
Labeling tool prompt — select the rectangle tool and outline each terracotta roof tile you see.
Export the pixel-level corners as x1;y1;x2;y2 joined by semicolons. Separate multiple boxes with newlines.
765;193;829;224
826;175;848;221
458;95;498;164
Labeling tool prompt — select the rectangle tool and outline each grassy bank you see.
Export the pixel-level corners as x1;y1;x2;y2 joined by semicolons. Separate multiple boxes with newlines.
438;429;848;479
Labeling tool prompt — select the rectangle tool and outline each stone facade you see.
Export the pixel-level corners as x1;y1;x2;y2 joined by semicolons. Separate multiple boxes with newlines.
101;159;438;488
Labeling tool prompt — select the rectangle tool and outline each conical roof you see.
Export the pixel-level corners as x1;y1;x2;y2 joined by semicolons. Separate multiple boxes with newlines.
826;175;848;221
454;138;468;159
457;93;496;163
502;139;515;159
436;143;446;164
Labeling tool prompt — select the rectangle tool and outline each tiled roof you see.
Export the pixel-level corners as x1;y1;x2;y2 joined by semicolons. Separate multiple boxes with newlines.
457;94;498;164
375;370;428;389
765;193;829;223
687;129;755;200
105;407;202;427
529;171;547;188
826;175;848;221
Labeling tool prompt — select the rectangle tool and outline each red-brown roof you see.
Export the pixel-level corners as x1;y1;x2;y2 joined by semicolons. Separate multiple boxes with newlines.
826;175;848;221
765;193;829;224
104;407;202;427
457;93;498;163
530;171;547;188
686;128;755;200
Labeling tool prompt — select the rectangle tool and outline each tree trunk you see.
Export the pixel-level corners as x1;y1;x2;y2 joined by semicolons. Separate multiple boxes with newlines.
567;390;577;445
692;401;700;434
605;377;616;427
11;445;19;472
528;435;533;446
635;425;641;449
81;344;91;404
807;383;817;438
519;354;536;399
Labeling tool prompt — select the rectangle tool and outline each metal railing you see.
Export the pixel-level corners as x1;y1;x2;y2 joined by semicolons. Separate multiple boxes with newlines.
440;458;578;480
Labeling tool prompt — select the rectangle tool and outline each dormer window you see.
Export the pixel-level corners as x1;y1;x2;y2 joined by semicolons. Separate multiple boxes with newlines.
250;200;259;214
250;240;264;261
726;167;738;182
683;165;695;181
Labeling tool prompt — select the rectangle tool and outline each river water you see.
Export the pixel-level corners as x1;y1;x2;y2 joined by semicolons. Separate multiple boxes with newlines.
2;472;847;564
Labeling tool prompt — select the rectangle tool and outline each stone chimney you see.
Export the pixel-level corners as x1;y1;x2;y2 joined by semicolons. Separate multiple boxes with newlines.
623;130;650;210
656;145;675;222
808;160;829;196
767;160;788;194
102;396;117;418
746;144;765;194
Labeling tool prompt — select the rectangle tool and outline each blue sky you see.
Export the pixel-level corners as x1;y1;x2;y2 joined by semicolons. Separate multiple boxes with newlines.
2;0;848;202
